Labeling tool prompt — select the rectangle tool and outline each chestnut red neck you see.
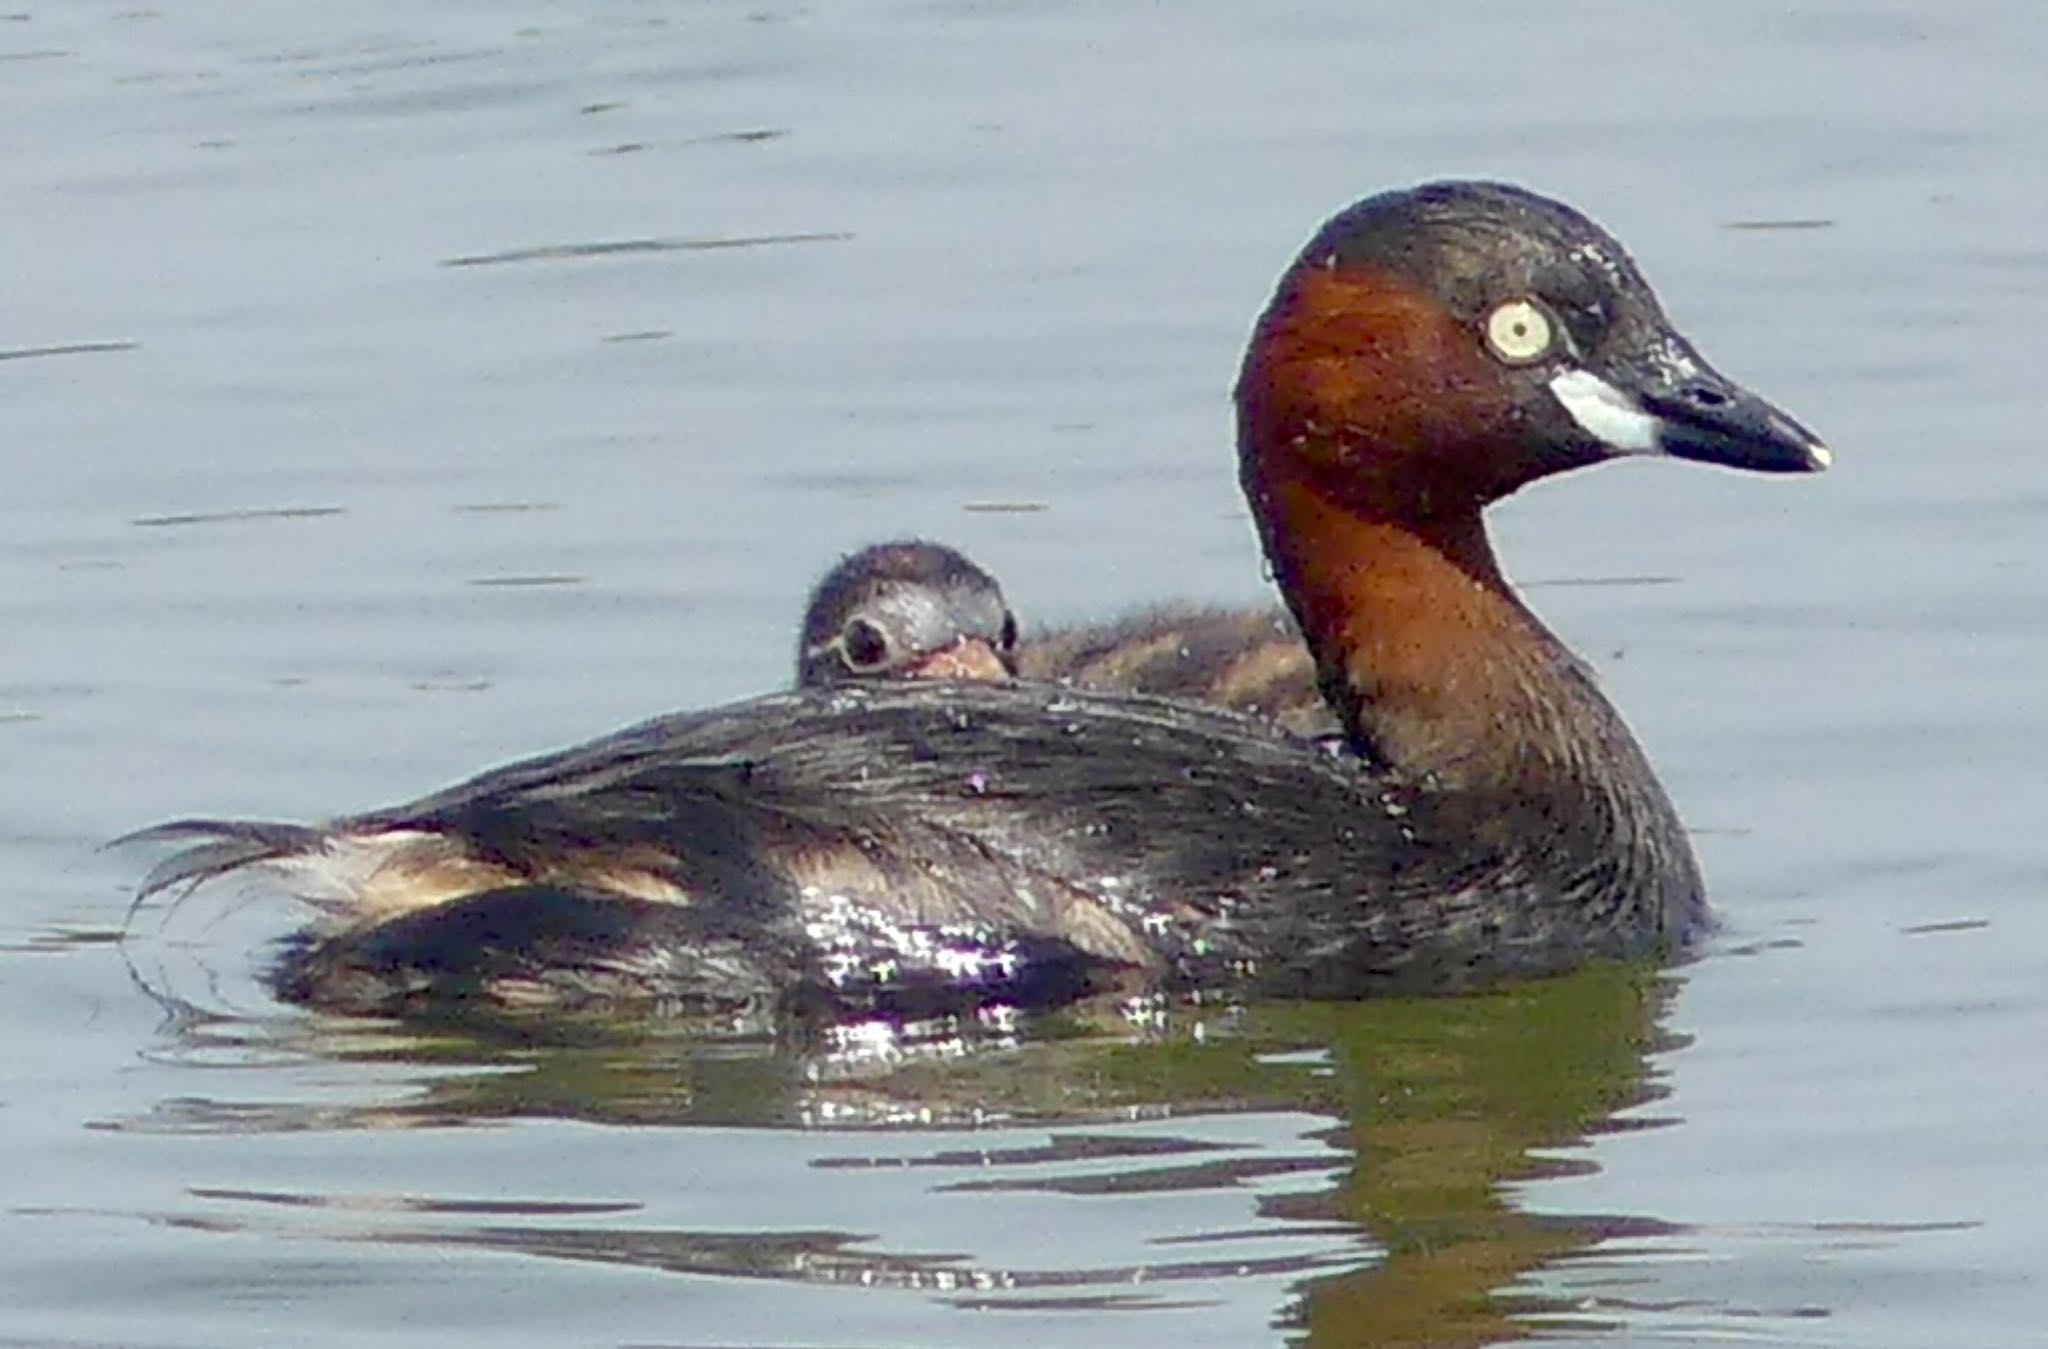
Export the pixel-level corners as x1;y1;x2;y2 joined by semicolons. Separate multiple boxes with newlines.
1245;467;1563;789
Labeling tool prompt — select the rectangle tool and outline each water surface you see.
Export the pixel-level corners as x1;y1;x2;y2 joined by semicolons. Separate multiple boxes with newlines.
6;2;2047;1345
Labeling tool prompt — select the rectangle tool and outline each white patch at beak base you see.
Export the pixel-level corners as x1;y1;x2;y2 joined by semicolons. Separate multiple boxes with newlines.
1548;368;1661;454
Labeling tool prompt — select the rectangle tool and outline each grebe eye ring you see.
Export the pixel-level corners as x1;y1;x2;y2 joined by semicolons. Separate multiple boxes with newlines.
840;617;893;672
1484;299;1556;365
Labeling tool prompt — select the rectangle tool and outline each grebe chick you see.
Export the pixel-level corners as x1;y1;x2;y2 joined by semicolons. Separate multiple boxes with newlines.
795;541;1017;686
1015;604;1330;738
797;541;1329;735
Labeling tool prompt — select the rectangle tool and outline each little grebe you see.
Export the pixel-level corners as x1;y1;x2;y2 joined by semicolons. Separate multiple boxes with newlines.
795;541;1018;686
129;181;1826;1019
1015;606;1326;735
798;539;1329;735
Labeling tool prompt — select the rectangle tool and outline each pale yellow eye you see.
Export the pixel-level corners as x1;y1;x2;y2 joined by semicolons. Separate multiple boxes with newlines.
1484;299;1554;365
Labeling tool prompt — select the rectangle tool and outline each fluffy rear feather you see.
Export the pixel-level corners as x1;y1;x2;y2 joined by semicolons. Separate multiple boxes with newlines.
119;819;332;905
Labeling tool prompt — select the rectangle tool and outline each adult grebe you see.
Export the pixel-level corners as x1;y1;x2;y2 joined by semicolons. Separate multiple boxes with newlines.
129;181;1827;1018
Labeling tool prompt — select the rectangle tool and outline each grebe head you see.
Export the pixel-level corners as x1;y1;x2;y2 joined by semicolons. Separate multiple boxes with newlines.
1237;180;1829;521
1233;181;1828;785
796;541;1019;686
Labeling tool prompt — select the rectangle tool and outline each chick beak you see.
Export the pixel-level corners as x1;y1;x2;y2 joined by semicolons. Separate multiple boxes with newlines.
902;638;1015;682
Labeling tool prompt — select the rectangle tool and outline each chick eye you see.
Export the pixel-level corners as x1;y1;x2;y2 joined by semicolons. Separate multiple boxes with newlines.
840;617;892;672
1483;299;1556;365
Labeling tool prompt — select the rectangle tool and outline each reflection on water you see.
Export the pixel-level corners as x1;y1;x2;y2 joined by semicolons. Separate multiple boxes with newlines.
1286;970;1676;1347
111;963;1673;1338
13;0;2047;1343
440;229;851;268
0;339;139;363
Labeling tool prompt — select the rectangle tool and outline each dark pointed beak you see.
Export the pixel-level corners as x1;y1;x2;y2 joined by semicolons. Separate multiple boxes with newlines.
1638;369;1831;474
1549;340;1830;475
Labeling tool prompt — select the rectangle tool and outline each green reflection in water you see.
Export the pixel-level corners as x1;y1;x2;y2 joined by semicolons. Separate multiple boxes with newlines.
1264;963;1677;1347
138;962;1674;1344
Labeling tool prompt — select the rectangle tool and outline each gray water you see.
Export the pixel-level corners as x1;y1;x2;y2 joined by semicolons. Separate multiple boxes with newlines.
6;2;2046;1345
